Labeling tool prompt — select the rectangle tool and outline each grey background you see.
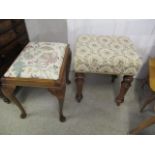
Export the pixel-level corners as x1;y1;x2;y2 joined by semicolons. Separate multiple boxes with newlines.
25;19;153;78
25;19;68;43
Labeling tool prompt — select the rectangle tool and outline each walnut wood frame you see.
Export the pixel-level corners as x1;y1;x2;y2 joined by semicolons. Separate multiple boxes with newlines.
115;75;133;106
75;73;133;105
1;45;71;122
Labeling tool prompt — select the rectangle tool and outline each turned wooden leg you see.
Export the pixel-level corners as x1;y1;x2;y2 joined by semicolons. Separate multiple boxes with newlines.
140;95;155;112
111;75;118;83
66;48;71;84
1;85;27;118
115;75;133;106
130;116;155;134
48;86;66;122
75;73;85;102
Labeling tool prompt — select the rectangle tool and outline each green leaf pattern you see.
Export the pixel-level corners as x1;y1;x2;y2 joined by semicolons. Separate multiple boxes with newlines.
4;42;67;80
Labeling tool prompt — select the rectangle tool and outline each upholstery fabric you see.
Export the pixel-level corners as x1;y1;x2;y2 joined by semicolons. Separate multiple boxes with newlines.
74;35;142;76
4;42;67;80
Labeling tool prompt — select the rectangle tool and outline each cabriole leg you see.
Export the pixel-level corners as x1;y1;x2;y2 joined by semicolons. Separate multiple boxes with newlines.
48;86;66;122
1;85;27;118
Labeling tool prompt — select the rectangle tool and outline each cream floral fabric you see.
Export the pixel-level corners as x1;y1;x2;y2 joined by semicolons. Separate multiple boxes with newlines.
4;42;67;80
74;35;142;75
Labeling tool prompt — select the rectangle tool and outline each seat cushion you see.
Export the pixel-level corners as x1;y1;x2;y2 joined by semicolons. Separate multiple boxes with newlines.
4;42;67;80
74;35;142;76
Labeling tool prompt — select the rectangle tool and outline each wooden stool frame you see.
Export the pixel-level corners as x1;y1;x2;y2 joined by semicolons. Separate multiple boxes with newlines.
75;73;133;106
1;46;71;122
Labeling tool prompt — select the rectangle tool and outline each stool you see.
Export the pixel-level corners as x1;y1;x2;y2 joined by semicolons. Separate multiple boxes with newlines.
74;35;141;105
130;58;155;134
1;42;71;122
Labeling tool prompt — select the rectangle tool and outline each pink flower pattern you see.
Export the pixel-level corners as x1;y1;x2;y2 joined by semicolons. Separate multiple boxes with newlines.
4;42;67;80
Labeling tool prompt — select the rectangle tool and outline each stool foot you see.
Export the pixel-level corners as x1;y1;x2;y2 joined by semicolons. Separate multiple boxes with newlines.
3;98;11;104
60;115;66;122
20;113;27;119
76;94;83;103
115;75;133;106
48;86;66;122
115;98;124;106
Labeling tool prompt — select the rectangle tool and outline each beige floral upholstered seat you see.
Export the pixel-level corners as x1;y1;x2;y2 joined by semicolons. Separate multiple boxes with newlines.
4;42;67;80
74;35;142;105
74;35;141;75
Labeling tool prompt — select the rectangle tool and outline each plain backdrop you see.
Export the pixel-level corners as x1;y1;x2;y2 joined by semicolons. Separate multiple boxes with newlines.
25;19;155;79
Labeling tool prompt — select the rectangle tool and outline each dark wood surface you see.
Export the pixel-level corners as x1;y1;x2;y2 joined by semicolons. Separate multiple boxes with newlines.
1;46;71;122
75;73;133;106
115;75;133;106
0;19;29;102
75;73;85;102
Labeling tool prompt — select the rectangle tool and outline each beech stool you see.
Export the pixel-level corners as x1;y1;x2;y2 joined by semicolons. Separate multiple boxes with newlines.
130;58;155;134
1;42;71;122
74;35;141;105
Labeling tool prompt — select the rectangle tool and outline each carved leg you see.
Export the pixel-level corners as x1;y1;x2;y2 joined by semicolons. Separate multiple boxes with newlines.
1;85;27;118
140;95;155;112
75;73;85;102
130;116;155;134
66;48;71;84
111;75;118;83
48;86;66;122
115;75;133;106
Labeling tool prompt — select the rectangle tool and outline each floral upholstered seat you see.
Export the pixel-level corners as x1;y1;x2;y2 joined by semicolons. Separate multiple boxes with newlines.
74;35;142;76
4;42;67;80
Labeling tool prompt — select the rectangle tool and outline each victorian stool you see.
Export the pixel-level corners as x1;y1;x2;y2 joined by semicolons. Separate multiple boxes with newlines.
130;58;155;134
74;35;141;105
1;42;71;122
